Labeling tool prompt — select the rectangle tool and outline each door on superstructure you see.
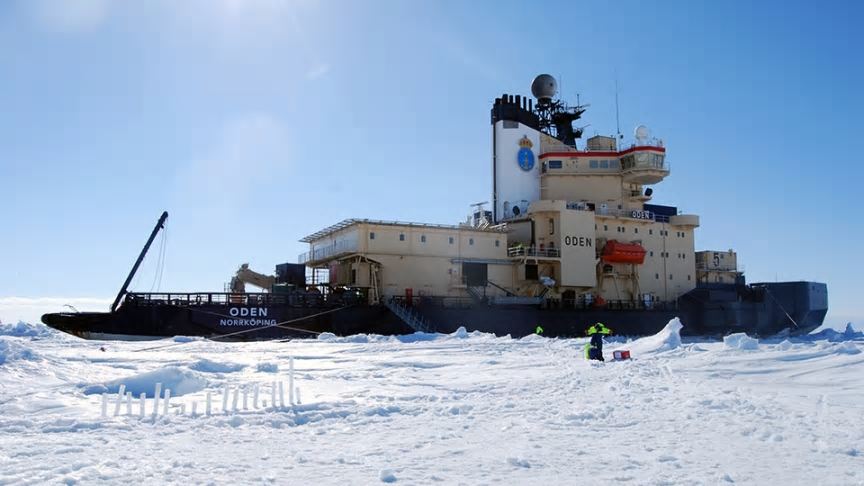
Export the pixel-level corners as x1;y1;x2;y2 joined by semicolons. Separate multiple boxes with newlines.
562;289;576;308
462;263;488;287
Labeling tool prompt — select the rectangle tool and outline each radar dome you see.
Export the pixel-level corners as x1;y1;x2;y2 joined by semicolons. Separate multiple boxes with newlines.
634;125;649;142
531;74;558;101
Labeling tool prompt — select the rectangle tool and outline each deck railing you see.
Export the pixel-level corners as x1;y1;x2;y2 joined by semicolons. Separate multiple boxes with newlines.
298;239;359;264
507;247;562;258
695;263;744;273
123;291;361;308
123;291;682;313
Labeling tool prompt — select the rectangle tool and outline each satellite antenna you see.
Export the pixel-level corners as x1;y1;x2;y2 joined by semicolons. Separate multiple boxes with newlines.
634;125;649;144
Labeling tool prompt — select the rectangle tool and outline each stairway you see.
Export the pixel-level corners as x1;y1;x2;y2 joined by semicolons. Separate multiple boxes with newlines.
466;286;487;304
383;298;433;333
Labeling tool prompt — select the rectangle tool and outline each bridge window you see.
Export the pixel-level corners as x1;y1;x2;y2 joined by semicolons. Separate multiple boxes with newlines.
610;160;619;168
621;155;635;170
370;232;375;240
399;234;405;241
600;160;608;168
549;160;562;169
590;160;599;168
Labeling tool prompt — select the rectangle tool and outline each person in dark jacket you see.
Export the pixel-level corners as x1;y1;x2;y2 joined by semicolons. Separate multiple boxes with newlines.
585;322;612;361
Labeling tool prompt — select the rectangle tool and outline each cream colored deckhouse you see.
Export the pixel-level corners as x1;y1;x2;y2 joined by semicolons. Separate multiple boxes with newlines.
298;74;742;308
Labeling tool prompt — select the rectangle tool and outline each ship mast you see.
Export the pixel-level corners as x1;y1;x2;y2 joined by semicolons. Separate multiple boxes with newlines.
110;211;169;312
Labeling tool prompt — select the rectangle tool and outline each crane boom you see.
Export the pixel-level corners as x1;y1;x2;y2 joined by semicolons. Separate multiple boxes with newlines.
232;263;276;292
110;211;168;312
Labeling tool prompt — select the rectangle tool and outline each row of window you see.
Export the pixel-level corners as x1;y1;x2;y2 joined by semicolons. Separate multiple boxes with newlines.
369;232;500;247
621;153;666;171
589;159;619;169
546;156;666;170
543;159;621;170
597;225;683;238
647;251;686;260
367;230;683;250
655;274;693;281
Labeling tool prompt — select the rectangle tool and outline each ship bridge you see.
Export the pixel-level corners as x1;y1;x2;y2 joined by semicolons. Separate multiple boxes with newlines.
538;140;669;185
619;145;669;185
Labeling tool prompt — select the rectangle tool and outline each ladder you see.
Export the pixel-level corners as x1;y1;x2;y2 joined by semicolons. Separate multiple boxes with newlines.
370;264;381;305
383;297;433;333
466;286;487;304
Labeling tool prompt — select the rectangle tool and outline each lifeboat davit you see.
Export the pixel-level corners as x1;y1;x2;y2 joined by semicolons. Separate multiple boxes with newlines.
601;239;647;264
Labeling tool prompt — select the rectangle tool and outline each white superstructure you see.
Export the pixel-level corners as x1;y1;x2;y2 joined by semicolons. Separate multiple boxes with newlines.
298;75;743;309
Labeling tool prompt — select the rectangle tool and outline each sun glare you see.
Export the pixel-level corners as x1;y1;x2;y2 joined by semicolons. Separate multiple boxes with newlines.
220;0;303;18
223;0;245;16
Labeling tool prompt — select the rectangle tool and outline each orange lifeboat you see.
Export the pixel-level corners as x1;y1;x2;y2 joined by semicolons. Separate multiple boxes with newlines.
601;239;647;264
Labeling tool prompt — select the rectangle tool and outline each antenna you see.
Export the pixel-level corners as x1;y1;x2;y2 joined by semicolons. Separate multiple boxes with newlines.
559;73;562;100
615;78;621;139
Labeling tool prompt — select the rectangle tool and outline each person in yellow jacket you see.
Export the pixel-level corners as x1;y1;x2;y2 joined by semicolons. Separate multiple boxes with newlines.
585;322;612;361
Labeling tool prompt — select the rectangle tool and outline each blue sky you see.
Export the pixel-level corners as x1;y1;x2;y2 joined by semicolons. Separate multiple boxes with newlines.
1;0;861;329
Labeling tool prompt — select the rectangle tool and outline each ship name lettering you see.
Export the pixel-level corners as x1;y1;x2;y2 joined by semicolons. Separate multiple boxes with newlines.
219;318;277;327
229;307;268;317
631;210;652;220
564;236;593;247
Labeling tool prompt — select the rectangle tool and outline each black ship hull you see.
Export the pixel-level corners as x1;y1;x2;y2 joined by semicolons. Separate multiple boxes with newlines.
42;281;828;341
